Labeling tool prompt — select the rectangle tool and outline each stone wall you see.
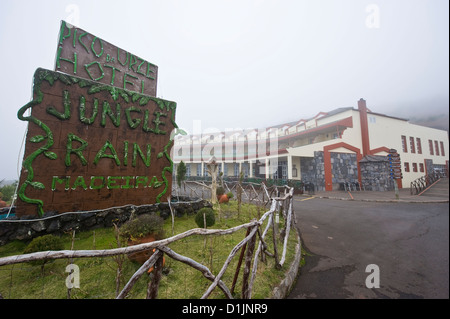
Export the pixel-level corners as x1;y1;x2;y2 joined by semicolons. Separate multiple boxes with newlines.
300;151;360;191
0;197;211;246
360;156;394;191
330;152;358;187
300;152;325;191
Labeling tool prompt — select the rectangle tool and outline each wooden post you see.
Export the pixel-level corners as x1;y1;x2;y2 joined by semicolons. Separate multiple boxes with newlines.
117;250;161;299
230;228;250;295
147;251;164;299
242;225;257;299
271;209;281;270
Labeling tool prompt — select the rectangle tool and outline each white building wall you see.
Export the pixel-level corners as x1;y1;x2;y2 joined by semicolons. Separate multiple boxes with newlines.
368;114;449;185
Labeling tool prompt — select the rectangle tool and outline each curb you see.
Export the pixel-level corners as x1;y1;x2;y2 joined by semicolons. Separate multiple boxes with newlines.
297;194;449;204
271;229;302;299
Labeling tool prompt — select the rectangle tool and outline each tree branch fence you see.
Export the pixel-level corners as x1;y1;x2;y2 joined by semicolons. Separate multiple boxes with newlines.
0;183;297;299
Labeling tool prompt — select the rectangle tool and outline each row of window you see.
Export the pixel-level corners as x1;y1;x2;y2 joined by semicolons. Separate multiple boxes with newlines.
401;136;445;156
403;162;424;173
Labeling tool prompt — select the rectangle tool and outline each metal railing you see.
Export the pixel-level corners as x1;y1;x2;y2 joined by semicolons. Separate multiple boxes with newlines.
410;171;442;195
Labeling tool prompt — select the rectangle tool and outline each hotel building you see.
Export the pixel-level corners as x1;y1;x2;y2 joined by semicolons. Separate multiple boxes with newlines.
172;99;449;191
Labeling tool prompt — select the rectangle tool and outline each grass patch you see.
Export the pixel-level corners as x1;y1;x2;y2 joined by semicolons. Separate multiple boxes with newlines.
0;201;298;299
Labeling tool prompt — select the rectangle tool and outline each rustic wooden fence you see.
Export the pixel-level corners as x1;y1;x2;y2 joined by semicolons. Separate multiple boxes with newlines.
0;184;296;299
173;180;276;206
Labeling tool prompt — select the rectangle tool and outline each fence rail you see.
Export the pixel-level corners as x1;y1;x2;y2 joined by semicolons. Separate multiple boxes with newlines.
410;172;442;195
0;183;297;299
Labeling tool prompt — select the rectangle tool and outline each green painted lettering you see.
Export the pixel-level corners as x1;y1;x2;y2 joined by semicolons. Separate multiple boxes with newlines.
58;21;71;45
91;37;104;58
66;133;88;167
94;140;121;166
107;176;121;189
117;48;129;66
129;54;137;72
121;176;135;189
56;46;77;74
47;90;72;120
78;32;90;53
125;106;142;129
90;176;105;189
51;176;70;191
85;61;105;81
79;96;98;124
153;111;167;134
72;176;88;190
136;58;146;76
146;62;156;80
123;141;129;166
123;73;138;91
104;64;121;86
132;143;151;167
143;110;167;135
135;176;148;188
101;101;121;127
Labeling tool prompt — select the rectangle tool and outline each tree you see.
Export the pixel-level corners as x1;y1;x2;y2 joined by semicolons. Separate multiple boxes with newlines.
0;180;18;203
176;161;187;188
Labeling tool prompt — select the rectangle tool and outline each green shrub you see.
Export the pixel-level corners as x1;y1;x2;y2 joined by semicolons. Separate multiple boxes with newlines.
23;234;64;266
194;208;216;228
119;213;165;241
226;192;234;199
216;187;225;196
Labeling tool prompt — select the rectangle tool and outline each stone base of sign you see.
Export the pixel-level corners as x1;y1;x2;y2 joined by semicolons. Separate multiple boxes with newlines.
0;197;210;246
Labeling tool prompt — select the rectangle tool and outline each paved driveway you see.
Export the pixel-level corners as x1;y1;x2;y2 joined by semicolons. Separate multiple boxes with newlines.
288;198;449;299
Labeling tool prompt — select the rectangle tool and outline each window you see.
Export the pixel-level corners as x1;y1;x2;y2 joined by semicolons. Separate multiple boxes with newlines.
440;141;445;156
234;163;240;176
429;140;434;155
409;137;415;153
369;116;376;123
419;163;424;173
401;136;408;152
404;162;410;172
416;138;422;154
186;164;191;177
412;163;418;172
435;140;440;156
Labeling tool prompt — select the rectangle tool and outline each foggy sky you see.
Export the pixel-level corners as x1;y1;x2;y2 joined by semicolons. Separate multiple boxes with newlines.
0;0;448;180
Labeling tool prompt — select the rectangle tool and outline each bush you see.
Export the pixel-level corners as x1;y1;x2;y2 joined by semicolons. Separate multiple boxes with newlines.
194;208;216;228
119;213;165;241
216;187;225;196
23;234;64;266
176;161;187;187
226;192;234;199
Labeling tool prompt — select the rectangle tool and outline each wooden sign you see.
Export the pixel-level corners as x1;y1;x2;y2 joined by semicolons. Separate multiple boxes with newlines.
388;149;402;180
17;68;176;217
55;20;158;97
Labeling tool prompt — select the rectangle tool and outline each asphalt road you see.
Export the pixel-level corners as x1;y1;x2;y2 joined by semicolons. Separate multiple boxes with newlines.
288;198;449;299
